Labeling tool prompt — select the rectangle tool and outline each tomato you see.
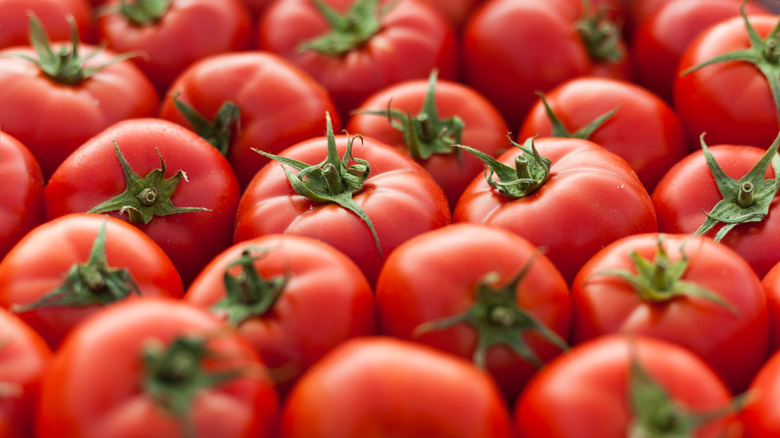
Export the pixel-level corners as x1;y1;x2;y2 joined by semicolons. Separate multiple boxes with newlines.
256;0;458;122
739;346;780;437
36;297;279;438
453;136;657;284
414;0;483;31
0;16;159;180
0;307;51;438
0;0;93;48
185;233;376;397
346;69;509;208
515;334;744;438
0;131;44;261
375;223;570;403
518;76;689;192
277;336;513;438
762;261;780;355
44;118;241;286
233;113;451;286
159;51;341;190
96;0;253;94
0;213;184;349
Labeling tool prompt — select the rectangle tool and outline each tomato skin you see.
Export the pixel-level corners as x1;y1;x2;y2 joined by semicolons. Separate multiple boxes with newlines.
375;223;570;402
0;0;93;48
518;76;689;192
761;262;780;354
36;297;279;438
0;307;51;438
453;137;657;284
185;233;377;396
740;347;780;437
514;335;741;438
233;134;451;287
44;118;241;286
160;51;341;190
346;76;508;208
278;336;513;438
0;131;44;261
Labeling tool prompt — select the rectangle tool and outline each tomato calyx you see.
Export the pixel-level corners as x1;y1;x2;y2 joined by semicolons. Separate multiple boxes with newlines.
88;139;210;225
456;136;551;199
171;92;241;157
353;69;465;161
103;0;172;26
412;251;568;369
253;112;382;255
537;92;617;139
211;247;289;326
11;217;141;313
694;131;780;241
298;0;390;56
575;1;625;64
591;235;739;314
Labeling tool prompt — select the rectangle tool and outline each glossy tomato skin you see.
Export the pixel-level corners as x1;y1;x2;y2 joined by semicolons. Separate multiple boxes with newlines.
36;298;279;438
0;44;159;180
233;135;451;287
674;13;780;147
375;223;571;402
0;131;44;261
160;51;341;190
256;0;458;121
653;144;780;278
0;0;93;48
761;262;780;354
278;336;513;438
185;233;376;397
519;76;689;192
0;307;52;438
346;76;508;208
740;347;780;437
96;0;253;94
453;137;657;284
44;118;241;286
0;213;184;349
515;335;741;438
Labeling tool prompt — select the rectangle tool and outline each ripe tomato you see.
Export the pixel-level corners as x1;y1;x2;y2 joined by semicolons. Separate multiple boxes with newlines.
44;118;241;286
0;213;184;349
277;336;513;438
185;233;376;396
763;261;780;354
515;334;744;438
0;0;93;48
0;307;51;438
0;131;44;261
414;0;483;30
376;223;571;403
159;51;341;190
346;69;508;208
96;0;253;94
740;346;780;437
36;297;279;438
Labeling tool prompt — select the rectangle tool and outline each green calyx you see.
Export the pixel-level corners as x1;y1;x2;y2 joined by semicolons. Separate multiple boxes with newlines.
115;0;172;26
455;136;551;199
694;132;780;241
253;112;382;255
576;0;625;63
87;139;210;225
353;69;465;161
591;235;739;315
537;92;617;140
297;0;391;56
412;251;569;369
171;92;241;157
11;217;141;313
211;246;289;327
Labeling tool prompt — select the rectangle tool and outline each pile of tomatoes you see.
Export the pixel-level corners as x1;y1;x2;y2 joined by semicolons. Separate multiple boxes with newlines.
2;0;780;436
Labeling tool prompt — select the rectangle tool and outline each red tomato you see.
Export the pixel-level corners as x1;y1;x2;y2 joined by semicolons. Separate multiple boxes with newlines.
762;261;780;354
96;0;253;94
44;118;241;286
36;298;279;438
256;0;458;121
0;213;184;349
0;0;93;48
278;336;513;438
740;347;780;437
0;131;44;261
376;223;571;403
453;136;657;284
159;51;341;190
414;0;483;30
518;76;690;192
185;233;376;396
346;70;509;208
515;335;743;438
233;114;451;286
0;307;51;438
